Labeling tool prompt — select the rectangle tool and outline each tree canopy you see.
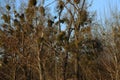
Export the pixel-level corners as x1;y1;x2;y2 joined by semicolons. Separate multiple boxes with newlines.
0;0;120;80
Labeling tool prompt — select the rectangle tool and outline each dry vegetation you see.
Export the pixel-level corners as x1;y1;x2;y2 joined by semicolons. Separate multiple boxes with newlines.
0;0;120;80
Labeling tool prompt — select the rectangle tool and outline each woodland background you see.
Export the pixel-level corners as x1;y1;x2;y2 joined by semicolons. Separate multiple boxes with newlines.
0;0;120;80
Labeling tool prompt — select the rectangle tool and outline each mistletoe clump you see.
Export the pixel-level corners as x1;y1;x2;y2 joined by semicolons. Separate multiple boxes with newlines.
39;6;45;16
74;0;80;4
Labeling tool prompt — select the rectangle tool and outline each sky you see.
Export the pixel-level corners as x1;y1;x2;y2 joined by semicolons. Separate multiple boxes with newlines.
90;0;120;20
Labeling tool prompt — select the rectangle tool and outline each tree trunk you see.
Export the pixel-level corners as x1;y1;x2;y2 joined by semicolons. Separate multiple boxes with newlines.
63;52;68;80
54;52;58;80
36;41;43;80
